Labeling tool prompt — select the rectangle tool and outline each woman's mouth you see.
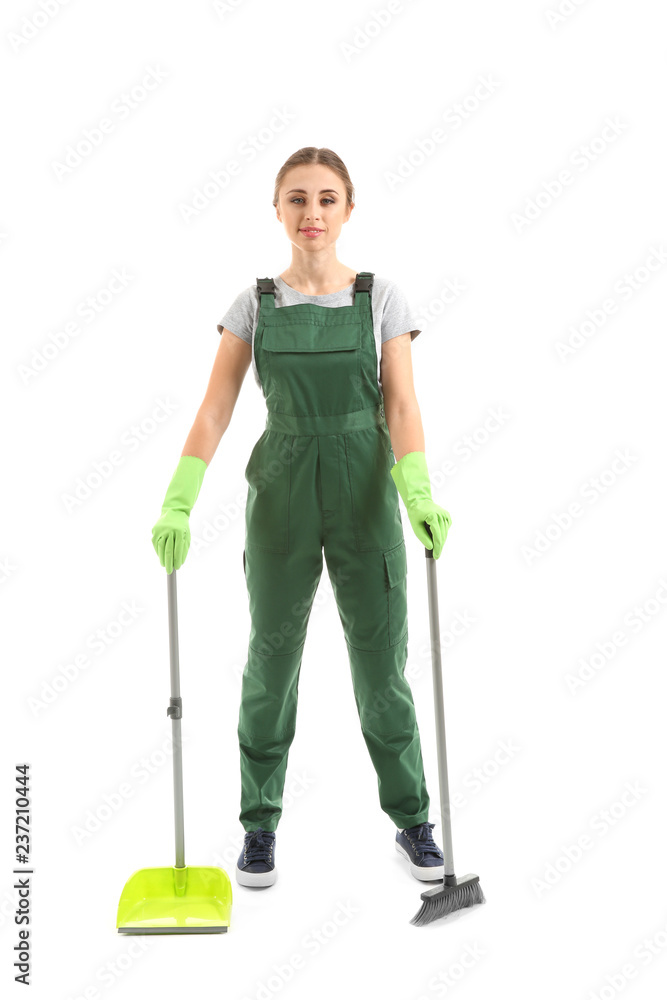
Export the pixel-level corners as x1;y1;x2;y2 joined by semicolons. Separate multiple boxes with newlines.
300;229;323;237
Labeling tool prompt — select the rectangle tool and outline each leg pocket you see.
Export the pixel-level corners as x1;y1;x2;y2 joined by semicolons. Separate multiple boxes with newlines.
384;539;408;646
344;426;403;552
245;431;292;553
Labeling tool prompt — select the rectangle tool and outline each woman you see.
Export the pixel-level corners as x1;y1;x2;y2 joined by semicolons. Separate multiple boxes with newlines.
152;147;452;890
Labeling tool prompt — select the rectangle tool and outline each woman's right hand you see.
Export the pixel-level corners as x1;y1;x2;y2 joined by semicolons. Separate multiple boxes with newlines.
152;510;192;574
151;455;208;574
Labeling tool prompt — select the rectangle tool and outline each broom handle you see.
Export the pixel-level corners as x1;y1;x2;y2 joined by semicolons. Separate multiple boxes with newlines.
167;569;186;869
425;526;456;880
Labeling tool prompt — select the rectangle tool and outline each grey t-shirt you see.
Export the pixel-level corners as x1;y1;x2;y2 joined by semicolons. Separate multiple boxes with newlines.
217;274;421;393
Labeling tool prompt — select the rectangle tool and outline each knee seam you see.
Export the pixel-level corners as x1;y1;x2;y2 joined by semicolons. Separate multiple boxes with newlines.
248;638;306;657
344;631;407;653
238;726;296;741
361;723;418;738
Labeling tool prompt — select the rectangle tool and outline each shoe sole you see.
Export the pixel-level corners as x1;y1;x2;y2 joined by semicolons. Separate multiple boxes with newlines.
236;867;277;887
395;841;444;881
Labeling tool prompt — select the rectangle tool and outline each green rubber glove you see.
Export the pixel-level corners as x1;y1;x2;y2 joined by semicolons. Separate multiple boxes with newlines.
390;450;451;559
151;455;208;573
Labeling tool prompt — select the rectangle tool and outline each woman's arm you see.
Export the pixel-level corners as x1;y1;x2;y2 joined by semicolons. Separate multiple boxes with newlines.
382;332;451;557
181;328;252;465
380;332;425;461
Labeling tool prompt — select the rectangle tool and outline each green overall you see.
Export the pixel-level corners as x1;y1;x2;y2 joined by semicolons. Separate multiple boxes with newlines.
239;272;430;832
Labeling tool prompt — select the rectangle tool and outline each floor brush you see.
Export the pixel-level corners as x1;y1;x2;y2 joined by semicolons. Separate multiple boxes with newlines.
410;524;486;926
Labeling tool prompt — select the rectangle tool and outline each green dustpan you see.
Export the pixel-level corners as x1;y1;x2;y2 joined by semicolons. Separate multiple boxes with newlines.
117;569;232;934
117;865;231;934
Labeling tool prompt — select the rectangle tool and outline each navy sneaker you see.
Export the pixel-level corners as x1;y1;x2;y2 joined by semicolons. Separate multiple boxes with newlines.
395;821;444;881
236;827;277;887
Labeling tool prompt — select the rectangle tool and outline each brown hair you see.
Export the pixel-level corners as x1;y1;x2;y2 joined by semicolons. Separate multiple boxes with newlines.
272;147;355;210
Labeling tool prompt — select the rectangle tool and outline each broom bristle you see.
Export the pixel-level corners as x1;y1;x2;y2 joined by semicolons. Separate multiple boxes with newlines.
410;876;485;927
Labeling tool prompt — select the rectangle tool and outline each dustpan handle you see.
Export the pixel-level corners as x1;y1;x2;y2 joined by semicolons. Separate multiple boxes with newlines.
424;525;456;881
166;569;186;869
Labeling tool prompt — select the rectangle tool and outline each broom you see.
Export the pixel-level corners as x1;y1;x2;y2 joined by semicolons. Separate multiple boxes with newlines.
410;524;485;926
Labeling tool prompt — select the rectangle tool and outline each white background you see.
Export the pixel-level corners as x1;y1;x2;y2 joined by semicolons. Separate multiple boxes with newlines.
3;0;667;998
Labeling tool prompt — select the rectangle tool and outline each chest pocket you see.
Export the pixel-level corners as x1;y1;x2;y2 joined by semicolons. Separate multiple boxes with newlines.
261;321;361;352
259;320;363;414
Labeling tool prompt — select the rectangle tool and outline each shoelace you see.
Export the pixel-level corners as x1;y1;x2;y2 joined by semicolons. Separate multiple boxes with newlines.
404;821;442;861
244;827;275;862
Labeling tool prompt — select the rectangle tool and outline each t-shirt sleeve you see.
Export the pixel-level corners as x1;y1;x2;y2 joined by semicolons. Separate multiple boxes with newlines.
216;285;255;344
380;280;421;343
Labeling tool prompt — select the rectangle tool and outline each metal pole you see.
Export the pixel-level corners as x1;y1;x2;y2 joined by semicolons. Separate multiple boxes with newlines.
425;546;456;880
167;569;185;869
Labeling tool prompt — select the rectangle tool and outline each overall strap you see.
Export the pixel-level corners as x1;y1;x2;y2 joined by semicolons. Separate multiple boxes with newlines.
255;273;374;304
354;273;381;395
256;277;276;310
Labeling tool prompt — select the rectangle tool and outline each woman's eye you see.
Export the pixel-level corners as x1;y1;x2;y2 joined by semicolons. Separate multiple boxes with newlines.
290;197;335;205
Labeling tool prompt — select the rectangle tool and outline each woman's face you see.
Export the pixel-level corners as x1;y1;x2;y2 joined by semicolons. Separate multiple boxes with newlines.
277;164;353;251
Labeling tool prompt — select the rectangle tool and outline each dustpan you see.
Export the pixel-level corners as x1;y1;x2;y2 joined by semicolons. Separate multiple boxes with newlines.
116;568;232;933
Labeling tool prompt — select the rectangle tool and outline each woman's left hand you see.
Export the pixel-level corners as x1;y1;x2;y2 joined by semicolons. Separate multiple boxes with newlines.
407;501;451;558
389;450;452;559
